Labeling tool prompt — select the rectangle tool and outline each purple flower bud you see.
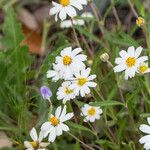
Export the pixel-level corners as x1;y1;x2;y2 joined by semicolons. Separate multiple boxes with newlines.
40;86;52;100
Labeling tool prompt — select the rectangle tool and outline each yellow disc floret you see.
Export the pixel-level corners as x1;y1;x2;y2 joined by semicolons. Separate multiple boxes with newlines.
65;87;73;94
49;117;60;126
88;107;96;116
136;17;145;27
126;57;136;67
78;78;87;86
63;55;72;65
139;65;148;73
30;141;39;149
59;0;70;6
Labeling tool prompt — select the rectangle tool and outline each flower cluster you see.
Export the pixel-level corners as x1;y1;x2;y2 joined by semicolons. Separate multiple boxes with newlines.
47;47;97;103
24;1;102;149
24;25;102;150
114;46;150;80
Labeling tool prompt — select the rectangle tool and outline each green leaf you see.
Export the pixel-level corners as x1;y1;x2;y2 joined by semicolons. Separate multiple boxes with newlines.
67;121;96;136
90;100;125;107
1;7;24;49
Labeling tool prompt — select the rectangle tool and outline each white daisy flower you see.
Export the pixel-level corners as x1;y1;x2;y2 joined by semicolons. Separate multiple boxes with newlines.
24;128;49;150
41;105;73;142
47;64;62;82
55;47;87;79
57;81;75;104
60;19;85;28
70;68;97;97
137;62;150;74
49;0;87;21
139;117;150;150
114;46;148;80
81;104;102;122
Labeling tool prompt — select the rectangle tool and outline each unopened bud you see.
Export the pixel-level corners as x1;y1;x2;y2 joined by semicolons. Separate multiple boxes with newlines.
100;53;109;62
136;17;145;27
87;60;93;66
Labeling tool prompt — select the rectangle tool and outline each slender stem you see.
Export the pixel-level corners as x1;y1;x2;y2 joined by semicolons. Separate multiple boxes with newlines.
71;19;81;48
128;0;138;18
67;132;95;150
48;100;53;119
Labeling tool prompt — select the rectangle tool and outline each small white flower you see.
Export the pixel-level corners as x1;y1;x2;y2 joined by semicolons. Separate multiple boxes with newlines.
137;62;150;74
47;64;62;82
139;117;150;150
81;104;102;122
55;47;87;79
49;0;87;21
41;105;73;142
24;128;49;150
70;68;97;97
57;81;75;104
60;19;85;28
81;12;94;18
114;46;148;80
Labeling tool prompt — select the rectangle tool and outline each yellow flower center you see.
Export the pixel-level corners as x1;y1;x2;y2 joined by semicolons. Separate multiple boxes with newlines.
78;78;87;86
88;107;96;116
65;87;73;94
126;57;136;67
30;141;39;149
63;55;72;65
59;0;70;6
139;65;148;73
49;117;60;126
136;17;145;27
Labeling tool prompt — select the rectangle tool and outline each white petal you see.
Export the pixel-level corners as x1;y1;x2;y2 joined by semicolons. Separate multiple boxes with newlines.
127;46;135;56
139;124;150;134
135;46;143;58
61;123;70;131
48;128;56;142
55;106;62;118
65;6;77;18
114;64;126;72
60;113;74;122
30;128;38;141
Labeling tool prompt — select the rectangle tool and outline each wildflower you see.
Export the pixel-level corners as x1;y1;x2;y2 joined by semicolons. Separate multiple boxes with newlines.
114;46;148;80
57;81;75;104
55;47;87;79
70;68;97;97
139;117;150;150
40;86;52;101
41;105;73;142
49;0;87;21
47;64;62;82
136;17;145;27
81;104;102;122
137;62;150;74
60;19;85;28
24;128;49;150
100;53;109;62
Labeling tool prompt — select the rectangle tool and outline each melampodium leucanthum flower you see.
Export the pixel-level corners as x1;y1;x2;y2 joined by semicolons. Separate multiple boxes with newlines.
41;105;73;142
139;117;150;150
70;67;97;97
40;86;52;101
24;128;49;150
81;104;102;122
137;62;150;74
51;47;87;80
57;81;75;104
49;0;87;21
114;46;148;80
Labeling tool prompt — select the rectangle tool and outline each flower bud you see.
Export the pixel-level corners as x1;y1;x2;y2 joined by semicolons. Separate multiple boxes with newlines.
100;53;109;62
136;17;145;27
